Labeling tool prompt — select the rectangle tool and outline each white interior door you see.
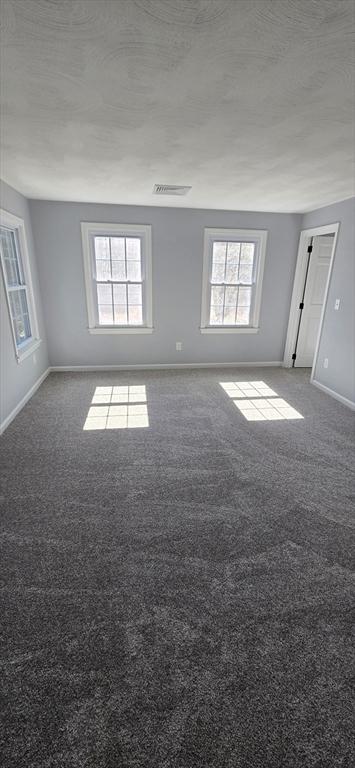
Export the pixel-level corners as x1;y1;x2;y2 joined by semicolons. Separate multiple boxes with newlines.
295;235;333;367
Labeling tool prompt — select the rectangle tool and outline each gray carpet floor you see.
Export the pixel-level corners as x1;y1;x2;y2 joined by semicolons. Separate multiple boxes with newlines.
1;367;354;768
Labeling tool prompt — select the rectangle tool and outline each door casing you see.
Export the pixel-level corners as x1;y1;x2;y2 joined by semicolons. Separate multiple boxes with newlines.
283;223;339;381
294;235;333;367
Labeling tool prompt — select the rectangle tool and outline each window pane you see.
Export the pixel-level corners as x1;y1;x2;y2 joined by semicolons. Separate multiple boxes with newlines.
97;284;113;325
97;284;112;304
110;237;125;260
96;260;111;281
212;242;227;261
15;232;25;283
114;304;128;324
14;316;25;344
225;286;238;306
211;260;225;283
238;263;253;283
94;237;110;260
128;305;143;324
4;256;21;286
95;237;112;282
4;258;16;286
98;305;114;324
224;243;240;283
210;305;223;324
111;260;126;280
0;229;12;259
225;262;238;283
113;284;126;305
211;285;224;306
1;229;22;285
238;287;251;306
22;313;31;339
128;284;142;306
223;306;236;324
0;228;15;259
241;243;255;263
110;238;126;281
227;242;241;262
127;261;141;281
19;288;30;316
9;290;22;318
236;306;250;324
211;242;226;282
113;284;127;324
126;238;141;260
11;289;31;343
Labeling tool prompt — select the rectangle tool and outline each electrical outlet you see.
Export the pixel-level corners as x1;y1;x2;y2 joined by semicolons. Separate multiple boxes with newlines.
323;357;329;369
334;299;340;310
33;353;37;364
176;341;182;351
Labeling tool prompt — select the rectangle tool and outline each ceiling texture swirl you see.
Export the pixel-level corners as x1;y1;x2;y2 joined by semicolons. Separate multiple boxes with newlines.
0;0;354;211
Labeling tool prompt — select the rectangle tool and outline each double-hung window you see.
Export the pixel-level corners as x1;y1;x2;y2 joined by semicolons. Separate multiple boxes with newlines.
0;209;40;361
81;223;153;334
200;228;267;333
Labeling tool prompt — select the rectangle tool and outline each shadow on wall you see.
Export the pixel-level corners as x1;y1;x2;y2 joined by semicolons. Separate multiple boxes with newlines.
220;381;304;421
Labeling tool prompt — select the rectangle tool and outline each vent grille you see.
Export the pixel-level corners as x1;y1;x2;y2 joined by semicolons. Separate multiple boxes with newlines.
153;184;191;196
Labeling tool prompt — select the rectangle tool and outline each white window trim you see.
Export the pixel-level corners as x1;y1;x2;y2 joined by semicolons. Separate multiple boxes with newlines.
0;208;41;363
200;227;267;333
81;222;153;334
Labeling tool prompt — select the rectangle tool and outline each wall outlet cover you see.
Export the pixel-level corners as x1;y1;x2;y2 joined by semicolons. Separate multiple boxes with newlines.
324;357;329;368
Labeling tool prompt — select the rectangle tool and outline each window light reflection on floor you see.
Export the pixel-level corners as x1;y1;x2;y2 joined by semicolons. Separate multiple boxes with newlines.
83;386;149;430
220;381;303;421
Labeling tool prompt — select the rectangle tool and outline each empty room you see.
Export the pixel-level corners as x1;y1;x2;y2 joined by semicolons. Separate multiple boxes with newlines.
1;1;354;766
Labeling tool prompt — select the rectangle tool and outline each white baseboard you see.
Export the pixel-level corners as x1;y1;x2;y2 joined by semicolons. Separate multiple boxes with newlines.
312;378;355;411
50;361;282;372
1;365;352;436
0;367;51;435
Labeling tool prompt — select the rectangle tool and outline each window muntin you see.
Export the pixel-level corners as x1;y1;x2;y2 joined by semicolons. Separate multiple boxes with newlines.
209;241;256;326
0;223;34;351
81;223;152;333
201;228;267;333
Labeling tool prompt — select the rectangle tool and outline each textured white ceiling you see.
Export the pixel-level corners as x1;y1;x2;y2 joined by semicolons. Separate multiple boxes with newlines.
0;0;354;212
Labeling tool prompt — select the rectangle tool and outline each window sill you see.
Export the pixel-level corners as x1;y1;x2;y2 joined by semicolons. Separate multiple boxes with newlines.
200;326;259;334
17;338;42;363
88;326;154;335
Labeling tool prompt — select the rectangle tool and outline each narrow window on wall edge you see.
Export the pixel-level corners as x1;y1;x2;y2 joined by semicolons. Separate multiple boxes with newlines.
0;208;41;362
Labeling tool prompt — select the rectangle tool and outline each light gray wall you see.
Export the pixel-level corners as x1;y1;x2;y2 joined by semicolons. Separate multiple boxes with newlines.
302;197;355;403
29;200;301;367
0;180;49;426
2;189;353;411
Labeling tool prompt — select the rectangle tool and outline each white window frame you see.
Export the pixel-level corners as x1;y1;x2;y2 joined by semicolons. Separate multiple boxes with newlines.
200;228;267;333
0;208;41;363
81;222;153;334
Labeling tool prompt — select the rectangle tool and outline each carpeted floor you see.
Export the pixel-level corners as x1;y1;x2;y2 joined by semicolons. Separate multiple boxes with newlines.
1;367;354;768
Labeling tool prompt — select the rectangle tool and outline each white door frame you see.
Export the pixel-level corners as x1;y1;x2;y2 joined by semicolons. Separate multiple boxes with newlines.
283;222;339;380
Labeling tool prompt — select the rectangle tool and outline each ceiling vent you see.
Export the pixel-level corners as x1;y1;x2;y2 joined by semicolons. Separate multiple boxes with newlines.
153;184;191;196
